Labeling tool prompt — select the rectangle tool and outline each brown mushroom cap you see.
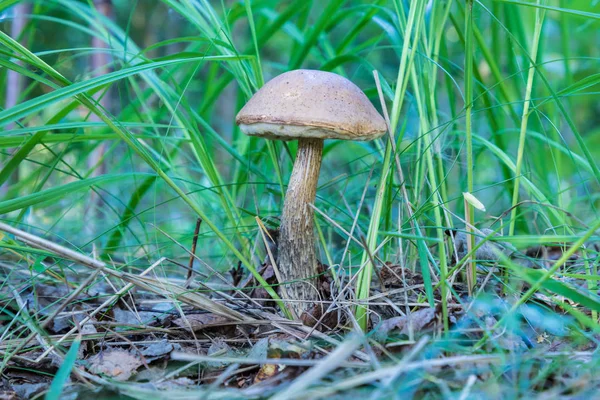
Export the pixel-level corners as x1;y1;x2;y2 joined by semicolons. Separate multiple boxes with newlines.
236;69;387;141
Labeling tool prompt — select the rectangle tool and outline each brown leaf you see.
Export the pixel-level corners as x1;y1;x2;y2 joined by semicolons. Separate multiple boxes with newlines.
374;307;437;340
171;313;230;331
87;349;143;381
7;383;48;400
139;340;179;362
378;263;423;288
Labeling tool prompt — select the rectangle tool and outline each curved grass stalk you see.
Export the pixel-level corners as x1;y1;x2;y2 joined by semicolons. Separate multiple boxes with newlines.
0;26;290;317
355;0;427;331
508;0;545;237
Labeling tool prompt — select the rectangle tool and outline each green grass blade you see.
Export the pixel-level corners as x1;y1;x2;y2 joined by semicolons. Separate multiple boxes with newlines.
44;338;80;400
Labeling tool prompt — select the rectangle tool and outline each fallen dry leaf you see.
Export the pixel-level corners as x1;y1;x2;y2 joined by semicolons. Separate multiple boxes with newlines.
377;262;424;288
172;313;230;331
139;340;180;362
374;307;437;340
6;383;47;400
113;307;165;327
87;349;143;381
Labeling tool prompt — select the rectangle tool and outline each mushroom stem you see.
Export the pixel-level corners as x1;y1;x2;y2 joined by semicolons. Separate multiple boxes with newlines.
278;137;323;319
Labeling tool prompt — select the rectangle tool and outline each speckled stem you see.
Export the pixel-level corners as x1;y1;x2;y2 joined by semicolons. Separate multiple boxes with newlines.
279;138;323;319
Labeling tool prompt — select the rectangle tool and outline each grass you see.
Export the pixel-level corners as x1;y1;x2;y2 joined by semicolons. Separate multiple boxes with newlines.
1;0;600;397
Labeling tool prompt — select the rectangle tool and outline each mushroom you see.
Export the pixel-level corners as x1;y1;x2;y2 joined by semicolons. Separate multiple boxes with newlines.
236;69;386;319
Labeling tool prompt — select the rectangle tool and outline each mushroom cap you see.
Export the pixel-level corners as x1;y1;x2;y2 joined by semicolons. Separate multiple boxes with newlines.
235;69;387;141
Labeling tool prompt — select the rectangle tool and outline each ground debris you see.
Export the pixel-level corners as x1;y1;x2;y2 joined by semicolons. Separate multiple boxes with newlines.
3;221;600;399
113;307;167;327
373;307;438;341
171;313;233;333
139;339;180;362
1;369;52;400
87;349;144;381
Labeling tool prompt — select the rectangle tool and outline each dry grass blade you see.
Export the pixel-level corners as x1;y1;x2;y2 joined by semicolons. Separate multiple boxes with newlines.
2;1;600;396
126;275;250;321
303;354;504;399
0;267;102;373
270;336;363;400
0;222;251;322
33;258;163;363
171;351;367;369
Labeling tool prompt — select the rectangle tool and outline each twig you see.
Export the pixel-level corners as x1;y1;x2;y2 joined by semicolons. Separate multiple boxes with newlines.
8;286;61;366
299;354;503;399
270;336;363;400
171;351;367;368
0;267;102;373
185;218;202;287
339;164;376;270
34;258;163;363
0;222;251;321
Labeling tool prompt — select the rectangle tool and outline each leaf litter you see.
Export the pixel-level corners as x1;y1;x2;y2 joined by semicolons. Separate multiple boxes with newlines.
1;222;600;398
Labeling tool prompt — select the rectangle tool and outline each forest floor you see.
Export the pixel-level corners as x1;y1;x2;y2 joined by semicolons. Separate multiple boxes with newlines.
1;222;600;399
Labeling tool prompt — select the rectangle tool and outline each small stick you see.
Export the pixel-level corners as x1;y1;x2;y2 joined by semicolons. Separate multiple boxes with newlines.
185;218;202;287
34;258;164;363
0;268;102;374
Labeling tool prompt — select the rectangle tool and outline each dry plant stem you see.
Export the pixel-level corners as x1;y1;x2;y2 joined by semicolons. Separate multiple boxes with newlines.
304;227;391;338
380;336;429;388
299;355;502;399
310;204;399;272
172;352;366;368
34;258;163;363
270;337;363;400
459;375;478;400
0;268;102;372
279;138;323;317
185;218;202;287
9;286;59;362
0;221;249;319
155;225;263;310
